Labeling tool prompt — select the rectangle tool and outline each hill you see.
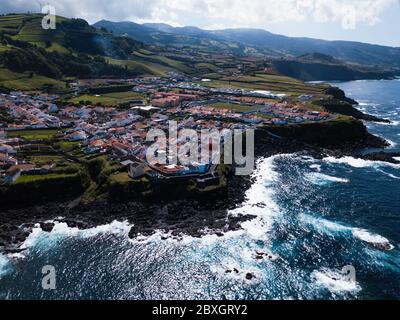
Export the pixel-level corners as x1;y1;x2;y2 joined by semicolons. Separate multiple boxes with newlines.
94;20;253;56
272;53;396;81
95;20;400;69
0;14;191;91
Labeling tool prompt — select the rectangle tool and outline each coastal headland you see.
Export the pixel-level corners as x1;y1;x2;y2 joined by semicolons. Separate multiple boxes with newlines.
0;14;399;252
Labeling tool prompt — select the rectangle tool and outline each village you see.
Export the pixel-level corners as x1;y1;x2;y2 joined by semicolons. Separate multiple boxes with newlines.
0;76;335;190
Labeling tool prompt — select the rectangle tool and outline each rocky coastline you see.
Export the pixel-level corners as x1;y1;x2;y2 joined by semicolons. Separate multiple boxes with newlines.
0;129;395;254
0;90;397;254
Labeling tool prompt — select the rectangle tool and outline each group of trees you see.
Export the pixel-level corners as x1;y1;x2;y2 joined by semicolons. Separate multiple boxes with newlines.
0;35;138;79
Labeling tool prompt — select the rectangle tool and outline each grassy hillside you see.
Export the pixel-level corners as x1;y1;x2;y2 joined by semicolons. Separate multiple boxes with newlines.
0;14;194;90
94;20;251;56
96;20;400;68
198;73;329;96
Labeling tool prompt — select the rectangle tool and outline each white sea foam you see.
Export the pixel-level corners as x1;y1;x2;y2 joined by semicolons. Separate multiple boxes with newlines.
301;214;351;234
305;172;349;186
312;268;361;293
323;156;400;169
379;120;400;126
303;214;395;251
386;138;398;148
352;229;394;251
0;253;12;279
377;169;400;180
309;164;322;172
229;156;280;240
20;220;132;251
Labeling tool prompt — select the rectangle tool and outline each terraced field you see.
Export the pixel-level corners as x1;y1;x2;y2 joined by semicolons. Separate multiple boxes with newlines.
197;74;329;96
0;15;25;34
132;51;193;74
8;14;69;51
0;70;65;91
106;58;171;76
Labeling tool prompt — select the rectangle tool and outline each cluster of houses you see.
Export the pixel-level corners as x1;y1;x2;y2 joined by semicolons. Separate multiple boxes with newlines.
1;92;60;130
0;126;57;185
0;77;335;187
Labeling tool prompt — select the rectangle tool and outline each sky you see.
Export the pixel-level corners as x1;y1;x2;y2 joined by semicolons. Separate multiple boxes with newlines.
1;0;399;46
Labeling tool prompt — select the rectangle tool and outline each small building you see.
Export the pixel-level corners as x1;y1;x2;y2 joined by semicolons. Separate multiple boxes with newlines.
3;169;21;185
66;131;87;142
128;162;148;179
0;144;17;155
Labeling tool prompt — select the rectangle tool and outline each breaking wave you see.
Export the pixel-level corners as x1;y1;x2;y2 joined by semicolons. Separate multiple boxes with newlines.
305;172;349;186
19;220;132;252
376;169;400;180
352;229;394;251
0;253;12;279
301;214;394;251
323;156;400;169
311;268;361;293
229;156;280;239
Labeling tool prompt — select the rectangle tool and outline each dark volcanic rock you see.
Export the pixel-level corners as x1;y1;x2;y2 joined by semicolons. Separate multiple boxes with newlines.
40;222;55;233
361;152;400;164
246;273;255;280
324;87;358;105
321;87;391;123
261;120;389;149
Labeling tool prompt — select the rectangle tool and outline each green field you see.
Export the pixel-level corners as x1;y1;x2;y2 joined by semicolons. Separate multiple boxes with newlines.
107;57;171;76
197;74;329;96
67;91;145;106
15;172;79;184
132;51;193;74
195;63;221;73
0;68;26;82
5;14;70;51
0;68;66;90
7;129;60;141
0;15;25;34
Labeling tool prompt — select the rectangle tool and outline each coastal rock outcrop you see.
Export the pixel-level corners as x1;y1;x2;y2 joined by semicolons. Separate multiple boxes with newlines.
262;119;388;149
320;87;391;123
361;152;400;164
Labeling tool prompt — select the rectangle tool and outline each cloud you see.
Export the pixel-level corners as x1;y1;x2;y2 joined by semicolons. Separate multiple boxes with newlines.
0;0;396;30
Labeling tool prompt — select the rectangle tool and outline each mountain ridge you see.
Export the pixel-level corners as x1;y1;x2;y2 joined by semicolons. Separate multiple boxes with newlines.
94;20;400;68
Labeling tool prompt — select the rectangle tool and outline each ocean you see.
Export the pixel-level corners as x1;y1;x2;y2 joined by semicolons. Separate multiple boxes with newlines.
0;80;399;300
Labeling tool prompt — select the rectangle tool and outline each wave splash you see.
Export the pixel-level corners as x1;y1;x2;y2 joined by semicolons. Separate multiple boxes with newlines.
312;268;361;293
323;156;400;169
19;220;132;252
0;253;12;279
305;172;349;186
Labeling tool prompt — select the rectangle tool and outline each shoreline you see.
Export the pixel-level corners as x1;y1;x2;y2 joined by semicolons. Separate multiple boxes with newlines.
1;131;398;254
1;83;399;254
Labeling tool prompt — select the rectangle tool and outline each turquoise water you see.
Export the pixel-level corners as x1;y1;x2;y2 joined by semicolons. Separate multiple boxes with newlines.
0;80;399;300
